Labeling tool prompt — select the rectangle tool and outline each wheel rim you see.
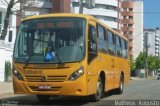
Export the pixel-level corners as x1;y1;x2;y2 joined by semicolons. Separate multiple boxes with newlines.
120;77;123;91
96;79;102;98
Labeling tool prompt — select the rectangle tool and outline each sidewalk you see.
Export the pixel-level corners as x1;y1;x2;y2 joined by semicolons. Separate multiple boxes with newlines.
0;82;13;94
0;82;26;99
130;76;156;80
0;82;15;99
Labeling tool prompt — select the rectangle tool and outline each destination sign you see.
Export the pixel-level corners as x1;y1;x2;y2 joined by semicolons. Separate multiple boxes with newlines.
36;22;74;29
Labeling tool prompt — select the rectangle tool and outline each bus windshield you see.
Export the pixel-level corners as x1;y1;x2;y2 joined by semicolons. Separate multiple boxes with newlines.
13;17;86;64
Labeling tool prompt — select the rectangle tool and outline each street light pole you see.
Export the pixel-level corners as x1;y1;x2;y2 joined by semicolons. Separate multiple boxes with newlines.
79;0;84;14
145;32;148;78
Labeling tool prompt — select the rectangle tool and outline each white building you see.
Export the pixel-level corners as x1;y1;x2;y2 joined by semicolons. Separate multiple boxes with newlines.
144;28;160;57
0;1;17;43
133;0;143;58
0;0;19;81
71;0;119;29
22;0;52;18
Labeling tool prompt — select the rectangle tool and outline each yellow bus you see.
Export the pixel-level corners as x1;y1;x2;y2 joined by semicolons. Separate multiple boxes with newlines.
13;13;130;101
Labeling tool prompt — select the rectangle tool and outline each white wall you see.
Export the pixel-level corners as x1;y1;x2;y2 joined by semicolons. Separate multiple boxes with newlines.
133;0;143;58
148;31;156;56
0;41;13;81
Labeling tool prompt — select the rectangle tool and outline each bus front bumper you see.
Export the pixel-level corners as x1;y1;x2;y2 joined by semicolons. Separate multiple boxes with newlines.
13;77;87;96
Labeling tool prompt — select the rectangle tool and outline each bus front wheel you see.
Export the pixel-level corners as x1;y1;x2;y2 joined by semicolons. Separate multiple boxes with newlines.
36;95;50;102
89;77;104;101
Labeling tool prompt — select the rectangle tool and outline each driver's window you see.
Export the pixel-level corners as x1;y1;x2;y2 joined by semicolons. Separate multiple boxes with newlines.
88;25;98;64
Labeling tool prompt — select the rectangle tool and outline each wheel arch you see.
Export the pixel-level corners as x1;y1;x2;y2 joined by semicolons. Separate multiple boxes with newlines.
120;71;124;85
99;71;106;91
120;71;124;79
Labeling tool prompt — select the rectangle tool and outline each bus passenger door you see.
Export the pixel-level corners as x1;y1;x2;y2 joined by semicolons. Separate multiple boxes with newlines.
87;22;100;95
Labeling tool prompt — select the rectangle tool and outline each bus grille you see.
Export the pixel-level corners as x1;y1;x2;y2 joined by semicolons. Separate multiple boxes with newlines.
25;75;67;82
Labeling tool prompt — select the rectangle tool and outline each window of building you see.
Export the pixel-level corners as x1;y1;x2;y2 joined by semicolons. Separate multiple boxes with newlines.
128;24;133;27
72;2;79;7
129;16;133;19
96;4;106;9
129;8;133;12
106;5;116;10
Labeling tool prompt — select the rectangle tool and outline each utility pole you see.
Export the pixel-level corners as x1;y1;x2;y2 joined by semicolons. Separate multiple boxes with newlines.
79;0;84;14
145;32;148;78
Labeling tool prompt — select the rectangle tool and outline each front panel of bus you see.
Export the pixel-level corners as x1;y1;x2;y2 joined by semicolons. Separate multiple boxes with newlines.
12;17;89;96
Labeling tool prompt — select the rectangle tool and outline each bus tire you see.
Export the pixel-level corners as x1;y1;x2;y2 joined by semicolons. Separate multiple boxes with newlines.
89;76;103;102
115;74;124;94
36;95;50;102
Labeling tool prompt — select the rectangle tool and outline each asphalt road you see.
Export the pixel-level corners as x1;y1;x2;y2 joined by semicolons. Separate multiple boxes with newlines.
0;79;160;106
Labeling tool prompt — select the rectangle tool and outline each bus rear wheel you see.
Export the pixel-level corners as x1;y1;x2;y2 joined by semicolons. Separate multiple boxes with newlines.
89;77;104;101
115;74;124;94
36;95;50;102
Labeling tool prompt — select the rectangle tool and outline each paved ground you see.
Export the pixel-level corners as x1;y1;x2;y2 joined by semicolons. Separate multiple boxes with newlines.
0;82;13;94
0;79;160;106
0;82;15;99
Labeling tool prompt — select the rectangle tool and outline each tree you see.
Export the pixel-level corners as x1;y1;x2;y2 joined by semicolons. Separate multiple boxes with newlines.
0;0;40;40
135;52;160;71
135;52;146;69
0;0;15;40
148;55;160;71
130;56;136;71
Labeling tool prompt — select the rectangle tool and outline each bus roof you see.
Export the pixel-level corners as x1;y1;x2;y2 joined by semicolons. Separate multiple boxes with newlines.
23;13;128;41
23;13;90;21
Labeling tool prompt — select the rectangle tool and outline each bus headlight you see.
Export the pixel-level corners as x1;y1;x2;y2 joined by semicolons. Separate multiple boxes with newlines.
13;70;23;80
68;66;84;81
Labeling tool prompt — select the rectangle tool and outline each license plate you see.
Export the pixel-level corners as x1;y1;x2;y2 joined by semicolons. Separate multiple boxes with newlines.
38;85;51;90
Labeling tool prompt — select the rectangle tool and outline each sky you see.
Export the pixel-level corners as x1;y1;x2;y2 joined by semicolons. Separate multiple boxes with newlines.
144;0;160;28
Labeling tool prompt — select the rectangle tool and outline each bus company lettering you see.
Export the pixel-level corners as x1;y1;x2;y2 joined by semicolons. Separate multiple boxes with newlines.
25;70;43;75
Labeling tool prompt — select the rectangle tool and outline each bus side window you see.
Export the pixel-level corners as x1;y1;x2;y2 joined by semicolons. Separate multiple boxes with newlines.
115;35;122;57
121;38;126;58
88;25;98;64
125;41;128;58
97;24;107;53
107;31;115;55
